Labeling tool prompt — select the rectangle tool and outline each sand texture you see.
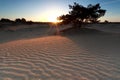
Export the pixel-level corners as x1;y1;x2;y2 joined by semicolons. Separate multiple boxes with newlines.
0;24;120;80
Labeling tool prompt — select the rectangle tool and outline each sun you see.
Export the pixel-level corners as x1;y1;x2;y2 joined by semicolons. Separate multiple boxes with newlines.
48;15;59;23
39;8;66;23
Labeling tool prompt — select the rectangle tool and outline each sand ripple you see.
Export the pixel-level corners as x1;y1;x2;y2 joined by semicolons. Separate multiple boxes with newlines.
0;36;120;80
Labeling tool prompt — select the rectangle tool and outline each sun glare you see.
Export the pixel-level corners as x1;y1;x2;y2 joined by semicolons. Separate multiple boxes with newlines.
39;8;65;23
48;15;58;23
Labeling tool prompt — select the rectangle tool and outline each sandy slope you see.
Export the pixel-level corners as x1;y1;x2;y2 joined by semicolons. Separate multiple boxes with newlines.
0;24;120;80
86;23;120;33
0;24;49;43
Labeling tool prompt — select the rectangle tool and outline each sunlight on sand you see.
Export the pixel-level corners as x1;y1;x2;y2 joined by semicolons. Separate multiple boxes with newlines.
48;23;61;35
0;23;120;80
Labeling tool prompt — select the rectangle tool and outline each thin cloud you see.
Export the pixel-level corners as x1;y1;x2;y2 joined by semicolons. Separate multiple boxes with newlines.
102;0;120;5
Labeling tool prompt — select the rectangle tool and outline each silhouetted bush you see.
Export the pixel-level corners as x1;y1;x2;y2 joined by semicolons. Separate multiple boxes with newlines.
104;20;109;23
21;18;26;23
0;18;13;23
15;18;26;24
15;18;21;23
26;21;33;25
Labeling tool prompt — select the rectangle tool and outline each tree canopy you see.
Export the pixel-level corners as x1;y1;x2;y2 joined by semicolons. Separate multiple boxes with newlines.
58;3;106;27
15;18;26;23
0;18;13;23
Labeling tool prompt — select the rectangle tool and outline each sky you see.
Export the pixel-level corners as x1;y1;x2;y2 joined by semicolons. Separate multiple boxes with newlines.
0;0;120;22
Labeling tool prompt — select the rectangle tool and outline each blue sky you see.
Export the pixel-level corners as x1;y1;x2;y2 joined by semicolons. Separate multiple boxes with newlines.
0;0;120;22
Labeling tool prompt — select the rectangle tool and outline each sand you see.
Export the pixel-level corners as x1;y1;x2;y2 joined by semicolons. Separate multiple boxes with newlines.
0;23;120;80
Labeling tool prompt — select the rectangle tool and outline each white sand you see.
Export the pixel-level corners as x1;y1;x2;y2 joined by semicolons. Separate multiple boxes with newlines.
0;24;120;80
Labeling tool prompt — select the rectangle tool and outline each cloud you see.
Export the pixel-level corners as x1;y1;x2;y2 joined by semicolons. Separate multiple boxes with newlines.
102;0;120;5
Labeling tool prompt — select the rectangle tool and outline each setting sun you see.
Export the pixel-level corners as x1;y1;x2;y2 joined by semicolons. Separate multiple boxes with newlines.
39;8;65;22
48;15;58;23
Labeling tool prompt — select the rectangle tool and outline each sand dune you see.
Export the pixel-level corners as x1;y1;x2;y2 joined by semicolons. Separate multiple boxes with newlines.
0;24;120;80
86;23;120;33
0;24;49;43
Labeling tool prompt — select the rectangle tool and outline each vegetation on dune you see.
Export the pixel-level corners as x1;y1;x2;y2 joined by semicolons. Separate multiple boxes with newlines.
0;18;34;29
15;18;26;23
0;18;14;23
58;2;106;28
0;18;34;25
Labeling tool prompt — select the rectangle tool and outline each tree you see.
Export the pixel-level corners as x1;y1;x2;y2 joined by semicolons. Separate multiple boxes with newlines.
104;20;109;23
58;2;106;28
15;18;26;23
21;18;26;23
15;18;21;23
26;21;33;25
0;18;13;23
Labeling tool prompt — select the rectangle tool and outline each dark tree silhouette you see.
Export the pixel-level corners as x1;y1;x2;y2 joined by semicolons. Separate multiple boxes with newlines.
15;18;26;23
104;20;109;23
26;21;33;25
0;18;13;23
58;2;106;28
15;18;21;23
21;18;26;23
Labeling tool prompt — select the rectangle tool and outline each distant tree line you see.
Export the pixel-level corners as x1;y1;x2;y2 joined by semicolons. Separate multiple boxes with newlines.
0;18;14;23
0;18;33;24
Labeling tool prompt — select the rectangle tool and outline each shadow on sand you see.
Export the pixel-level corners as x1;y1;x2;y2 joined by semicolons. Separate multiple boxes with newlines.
0;26;50;44
62;27;120;58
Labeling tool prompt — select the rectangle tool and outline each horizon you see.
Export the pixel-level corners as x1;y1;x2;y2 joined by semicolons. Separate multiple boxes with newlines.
0;0;120;22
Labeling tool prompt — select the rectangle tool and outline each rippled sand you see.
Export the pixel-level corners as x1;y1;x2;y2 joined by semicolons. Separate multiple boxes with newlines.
0;24;120;80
